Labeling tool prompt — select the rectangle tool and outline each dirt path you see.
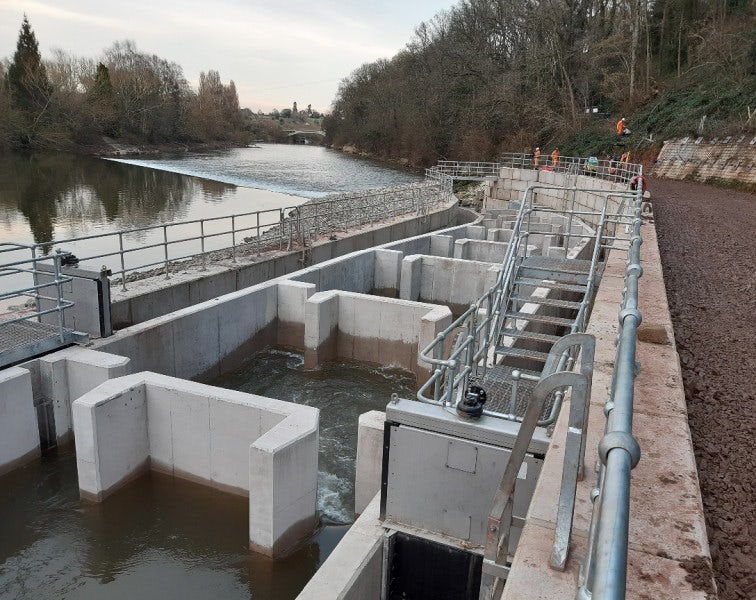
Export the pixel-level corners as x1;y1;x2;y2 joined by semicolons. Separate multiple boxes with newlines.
650;177;756;600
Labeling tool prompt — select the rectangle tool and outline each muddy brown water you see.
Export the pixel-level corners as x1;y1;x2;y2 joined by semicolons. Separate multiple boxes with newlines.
0;350;415;599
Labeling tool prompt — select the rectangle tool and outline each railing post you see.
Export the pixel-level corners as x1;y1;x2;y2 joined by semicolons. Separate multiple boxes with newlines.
231;215;237;263
52;252;66;341
200;220;207;271
163;226;170;280
119;232;128;291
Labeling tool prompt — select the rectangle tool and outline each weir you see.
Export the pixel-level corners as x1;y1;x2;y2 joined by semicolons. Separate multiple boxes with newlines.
0;157;712;599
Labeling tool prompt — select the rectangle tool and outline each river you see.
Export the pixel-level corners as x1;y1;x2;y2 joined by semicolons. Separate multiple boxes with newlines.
0;145;419;599
0;144;421;248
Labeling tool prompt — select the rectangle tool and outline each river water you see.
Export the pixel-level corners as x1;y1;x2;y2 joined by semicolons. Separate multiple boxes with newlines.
0;145;420;248
0;145;420;299
0;145;420;598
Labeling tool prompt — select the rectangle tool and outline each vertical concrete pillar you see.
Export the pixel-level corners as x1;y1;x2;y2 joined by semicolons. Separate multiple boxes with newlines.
73;381;149;501
399;255;423;302
0;367;40;476
374;249;403;295
249;422;319;557
430;235;454;258
303;291;340;368
355;410;386;516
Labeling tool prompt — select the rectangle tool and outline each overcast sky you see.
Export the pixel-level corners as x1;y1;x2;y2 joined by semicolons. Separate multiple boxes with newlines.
1;0;457;113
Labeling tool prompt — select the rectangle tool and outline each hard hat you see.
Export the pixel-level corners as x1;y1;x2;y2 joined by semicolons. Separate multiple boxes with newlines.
621;117;626;121
536;147;540;150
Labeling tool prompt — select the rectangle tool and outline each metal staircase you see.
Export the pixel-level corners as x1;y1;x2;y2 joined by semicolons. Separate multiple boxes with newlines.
493;255;602;371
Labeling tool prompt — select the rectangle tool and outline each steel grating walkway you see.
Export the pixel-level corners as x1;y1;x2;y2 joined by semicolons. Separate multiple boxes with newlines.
0;317;86;368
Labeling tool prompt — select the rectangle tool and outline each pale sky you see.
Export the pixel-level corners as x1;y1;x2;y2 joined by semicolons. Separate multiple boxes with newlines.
1;0;457;113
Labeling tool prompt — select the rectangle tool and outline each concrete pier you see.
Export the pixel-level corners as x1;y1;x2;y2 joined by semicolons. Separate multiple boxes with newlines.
72;371;319;557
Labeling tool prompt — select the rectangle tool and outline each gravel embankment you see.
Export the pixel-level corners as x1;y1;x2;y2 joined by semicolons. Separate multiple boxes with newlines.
651;177;756;600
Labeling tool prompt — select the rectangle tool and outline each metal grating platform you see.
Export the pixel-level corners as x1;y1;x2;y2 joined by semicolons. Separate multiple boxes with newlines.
0;318;87;368
470;365;557;422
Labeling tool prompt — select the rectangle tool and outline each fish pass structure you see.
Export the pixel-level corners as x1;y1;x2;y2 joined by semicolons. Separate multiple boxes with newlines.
0;158;711;599
374;179;638;599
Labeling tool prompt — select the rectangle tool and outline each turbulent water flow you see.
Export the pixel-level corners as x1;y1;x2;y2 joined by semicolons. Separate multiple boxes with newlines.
110;144;421;199
0;354;413;599
209;349;416;524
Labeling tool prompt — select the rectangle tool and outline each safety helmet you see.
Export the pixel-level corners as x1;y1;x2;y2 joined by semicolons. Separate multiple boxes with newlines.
621;117;626;121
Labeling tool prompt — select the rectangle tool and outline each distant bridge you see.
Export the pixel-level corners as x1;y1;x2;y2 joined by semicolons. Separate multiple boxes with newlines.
285;130;325;137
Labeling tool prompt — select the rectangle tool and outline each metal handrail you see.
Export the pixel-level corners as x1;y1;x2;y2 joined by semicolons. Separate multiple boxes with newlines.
578;184;644;600
22;180;452;293
0;243;74;342
416;183;630;425
480;334;595;598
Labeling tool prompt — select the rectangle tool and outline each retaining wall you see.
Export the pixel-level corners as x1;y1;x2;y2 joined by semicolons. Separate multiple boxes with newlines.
72;371;319;557
486;167;632;228
652;136;756;188
110;200;465;329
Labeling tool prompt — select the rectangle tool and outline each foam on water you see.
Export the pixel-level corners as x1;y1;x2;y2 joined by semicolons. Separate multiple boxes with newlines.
208;348;416;524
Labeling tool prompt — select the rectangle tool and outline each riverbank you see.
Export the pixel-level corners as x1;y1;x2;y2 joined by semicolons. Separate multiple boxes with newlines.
652;177;756;600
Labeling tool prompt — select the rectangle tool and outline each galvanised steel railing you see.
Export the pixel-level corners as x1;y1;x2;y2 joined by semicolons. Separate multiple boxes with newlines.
24;180;452;292
416;185;634;425
578;185;644;600
0;243;82;368
498;152;642;184
426;154;642;186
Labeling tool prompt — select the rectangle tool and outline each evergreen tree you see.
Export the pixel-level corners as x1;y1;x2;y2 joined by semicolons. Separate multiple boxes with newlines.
7;15;51;112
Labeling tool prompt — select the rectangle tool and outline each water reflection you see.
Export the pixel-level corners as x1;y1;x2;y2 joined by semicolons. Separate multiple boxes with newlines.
0;445;340;600
0;154;234;247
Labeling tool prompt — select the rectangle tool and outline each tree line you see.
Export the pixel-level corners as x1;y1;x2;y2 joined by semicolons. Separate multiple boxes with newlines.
324;0;756;164
0;17;249;152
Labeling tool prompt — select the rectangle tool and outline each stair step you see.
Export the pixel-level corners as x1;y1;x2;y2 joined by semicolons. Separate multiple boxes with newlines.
521;256;593;274
504;311;575;327
493;346;550;362
515;277;588;293
498;328;562;344
509;295;583;310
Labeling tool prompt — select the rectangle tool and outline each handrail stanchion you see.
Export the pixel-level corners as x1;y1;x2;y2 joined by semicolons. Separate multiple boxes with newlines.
163;226;170;280
200;220;207;271
231;215;237;263
119;232;128;291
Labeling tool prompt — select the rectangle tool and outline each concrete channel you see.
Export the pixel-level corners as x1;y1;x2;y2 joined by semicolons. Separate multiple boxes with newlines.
0;163;712;598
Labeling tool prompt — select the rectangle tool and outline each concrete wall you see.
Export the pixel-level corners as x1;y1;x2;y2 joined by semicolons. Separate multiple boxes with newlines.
485;167;632;228
355;410;386;516
453;239;510;263
399;255;500;315
302;291;453;382
0;366;40;475
31;348;131;444
72;371;319;557
110;201;464;329
96;283;279;381
296;494;384;600
652;136;756;188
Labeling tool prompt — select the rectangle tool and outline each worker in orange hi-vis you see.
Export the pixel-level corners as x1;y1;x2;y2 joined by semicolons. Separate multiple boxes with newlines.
551;148;560;168
533;147;541;168
617;117;630;136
